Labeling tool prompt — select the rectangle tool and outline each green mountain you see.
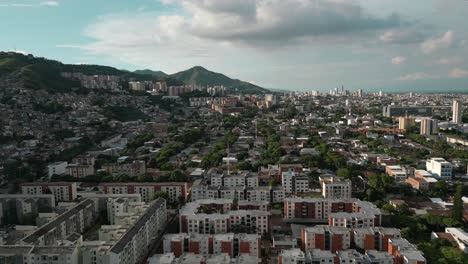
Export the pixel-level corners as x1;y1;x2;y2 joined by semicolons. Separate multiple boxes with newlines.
170;66;268;94
0;52;177;92
0;52;266;94
134;69;168;78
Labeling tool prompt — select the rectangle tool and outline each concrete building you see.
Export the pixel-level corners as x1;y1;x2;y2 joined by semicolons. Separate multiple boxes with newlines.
388;238;426;264
20;182;77;202
100;182;188;202
301;225;351;252
320;176;352;199
210;172;259;188
191;184;284;203
107;198;167;264
426;158;452;180
47;161;68;178
282;171;310;195
405;177;430;191
420;118;438;136
278;248;306;264
452;100;462;125
0;194;56;225
284;198;381;227
162;233;260;259
442;228;468;253
398;116;415;131
22;199;95;246
352;227;401;251
179;199;270;235
337;250;366;264
385;165;408;183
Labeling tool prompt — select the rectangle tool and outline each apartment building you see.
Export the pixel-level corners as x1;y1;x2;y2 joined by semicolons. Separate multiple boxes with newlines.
66;155;95;178
352;227;401;251
385;165;408;183
0;194;56;225
388;238;426;264
0;246;79;264
47;161;68;178
420;118;438;136
301;225;351;252
108;198;167;264
78;192;141;212
282;171;310;195
20;182;77;202
284;198;381;227
320;176;352;199
210;172;259;188
100;182;188;202
279;248;395;264
426;158;452;180
102;160;146;177
191;184;284;203
22;199;95;246
163;233;260;259
179;199;270;235
405;177;430;190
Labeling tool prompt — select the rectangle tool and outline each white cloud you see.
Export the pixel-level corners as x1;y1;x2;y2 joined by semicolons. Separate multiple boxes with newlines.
449;68;468;78
397;72;439;81
391;56;406;65
379;28;429;44
0;1;59;7
58;0;410;71
421;31;454;53
0;3;33;7
40;1;60;6
436;57;463;65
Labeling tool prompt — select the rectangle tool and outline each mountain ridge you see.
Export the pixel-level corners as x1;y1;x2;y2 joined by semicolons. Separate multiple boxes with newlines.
169;66;267;94
0;52;267;94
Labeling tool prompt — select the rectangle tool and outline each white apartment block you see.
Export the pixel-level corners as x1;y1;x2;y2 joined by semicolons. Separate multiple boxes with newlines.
320;176;352;199
426;158;452;180
210;173;259;187
365;250;394;264
108;198;167;264
281;171;310;195
22;199;96;246
337;250;366;264
191;185;284;203
100;182;188;202
283;198;381;227
47;161;68;178
0;246;79;264
66;164;95;178
180;199;270;235
21;182;78;202
278;249;306;264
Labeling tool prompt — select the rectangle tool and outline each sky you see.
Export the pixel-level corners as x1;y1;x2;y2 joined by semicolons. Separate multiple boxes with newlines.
1;0;468;92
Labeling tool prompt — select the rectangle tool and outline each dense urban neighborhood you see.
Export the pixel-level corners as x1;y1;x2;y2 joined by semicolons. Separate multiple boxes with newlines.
0;52;468;264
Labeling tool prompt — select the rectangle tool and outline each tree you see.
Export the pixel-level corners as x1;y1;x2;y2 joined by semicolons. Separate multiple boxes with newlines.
451;184;464;222
268;179;279;187
236;161;253;171
337;168;351;178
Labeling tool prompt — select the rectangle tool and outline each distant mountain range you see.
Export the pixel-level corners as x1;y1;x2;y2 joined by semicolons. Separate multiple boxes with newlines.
0;52;268;94
134;66;267;94
133;69;168;78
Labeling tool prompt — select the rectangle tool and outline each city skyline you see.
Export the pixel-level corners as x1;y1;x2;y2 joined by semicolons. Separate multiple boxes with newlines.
1;0;468;92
